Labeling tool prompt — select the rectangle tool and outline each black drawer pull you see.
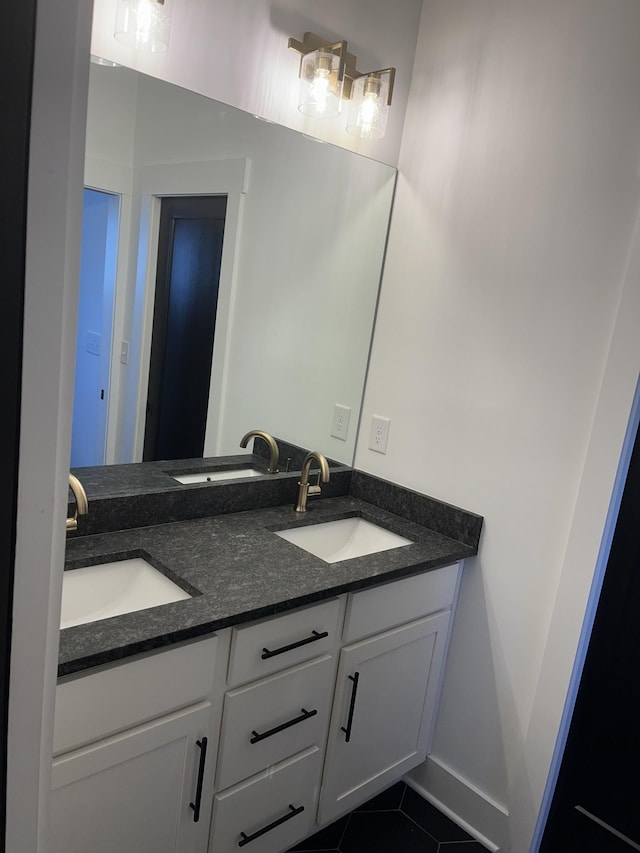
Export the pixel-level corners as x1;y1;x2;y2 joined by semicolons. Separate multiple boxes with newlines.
238;804;304;847
261;629;328;660
189;736;208;822
341;672;360;743
250;708;318;744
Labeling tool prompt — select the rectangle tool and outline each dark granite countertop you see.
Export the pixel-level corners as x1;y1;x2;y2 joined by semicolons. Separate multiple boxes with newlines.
60;490;481;678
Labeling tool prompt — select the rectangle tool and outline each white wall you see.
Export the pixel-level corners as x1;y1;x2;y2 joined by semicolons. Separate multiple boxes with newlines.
90;0;423;167
356;0;640;848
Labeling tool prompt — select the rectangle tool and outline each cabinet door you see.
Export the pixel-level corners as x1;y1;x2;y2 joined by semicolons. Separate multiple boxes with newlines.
50;703;213;853
318;611;450;824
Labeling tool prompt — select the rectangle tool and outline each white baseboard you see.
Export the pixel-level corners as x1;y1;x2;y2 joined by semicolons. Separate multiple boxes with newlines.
405;755;509;852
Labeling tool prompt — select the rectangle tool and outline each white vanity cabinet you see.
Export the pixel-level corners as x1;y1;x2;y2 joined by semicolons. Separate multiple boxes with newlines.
50;637;219;853
51;562;462;853
317;566;459;825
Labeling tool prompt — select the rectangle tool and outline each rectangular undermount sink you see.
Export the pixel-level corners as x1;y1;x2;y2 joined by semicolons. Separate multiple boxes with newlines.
61;557;191;629
275;518;413;563
172;468;263;484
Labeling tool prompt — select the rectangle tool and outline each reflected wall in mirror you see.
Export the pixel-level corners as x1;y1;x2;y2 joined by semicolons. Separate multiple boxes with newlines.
72;64;396;469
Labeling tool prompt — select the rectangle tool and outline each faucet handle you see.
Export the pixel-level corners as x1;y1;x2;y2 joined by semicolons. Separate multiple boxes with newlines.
306;470;324;496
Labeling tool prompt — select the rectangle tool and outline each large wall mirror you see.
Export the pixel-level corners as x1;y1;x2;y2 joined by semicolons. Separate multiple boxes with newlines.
72;63;396;471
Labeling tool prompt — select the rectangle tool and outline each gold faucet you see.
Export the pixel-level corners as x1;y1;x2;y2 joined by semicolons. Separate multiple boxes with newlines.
239;429;280;473
295;451;330;512
67;473;89;533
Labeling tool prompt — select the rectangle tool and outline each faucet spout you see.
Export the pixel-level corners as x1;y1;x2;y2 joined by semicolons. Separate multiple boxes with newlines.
239;429;280;473
67;473;89;534
295;451;330;513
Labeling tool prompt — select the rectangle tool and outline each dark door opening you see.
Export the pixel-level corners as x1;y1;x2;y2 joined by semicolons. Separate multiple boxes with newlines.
143;195;227;461
540;418;640;852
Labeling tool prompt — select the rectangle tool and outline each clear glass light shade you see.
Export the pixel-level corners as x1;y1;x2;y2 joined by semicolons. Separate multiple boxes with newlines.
346;74;390;140
298;49;344;118
114;0;171;53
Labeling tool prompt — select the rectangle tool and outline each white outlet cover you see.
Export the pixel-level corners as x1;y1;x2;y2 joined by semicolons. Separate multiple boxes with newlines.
331;403;351;441
369;415;391;454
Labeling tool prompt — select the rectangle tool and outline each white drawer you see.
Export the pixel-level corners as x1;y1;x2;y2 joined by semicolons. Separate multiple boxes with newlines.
228;598;341;686
343;564;459;643
54;636;217;755
211;747;321;853
216;654;335;790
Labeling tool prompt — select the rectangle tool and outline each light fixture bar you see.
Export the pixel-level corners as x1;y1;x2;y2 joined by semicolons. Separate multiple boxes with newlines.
288;31;397;138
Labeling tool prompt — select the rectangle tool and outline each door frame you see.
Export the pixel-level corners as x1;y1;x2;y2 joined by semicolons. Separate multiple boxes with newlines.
130;159;249;461
84;157;134;465
0;0;38;839
8;1;92;850
518;204;640;851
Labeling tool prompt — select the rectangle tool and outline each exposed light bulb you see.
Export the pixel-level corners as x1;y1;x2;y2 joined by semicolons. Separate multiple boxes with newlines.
356;93;381;137
308;71;331;115
114;0;171;53
298;49;343;118
346;73;390;140
135;0;154;45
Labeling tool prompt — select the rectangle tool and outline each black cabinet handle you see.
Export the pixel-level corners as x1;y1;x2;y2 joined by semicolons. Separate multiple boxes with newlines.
238;804;304;847
250;708;317;744
189;736;208;822
340;672;360;743
261;629;328;660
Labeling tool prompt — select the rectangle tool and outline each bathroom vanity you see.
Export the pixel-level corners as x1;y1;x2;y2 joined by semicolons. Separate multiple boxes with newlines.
54;468;482;853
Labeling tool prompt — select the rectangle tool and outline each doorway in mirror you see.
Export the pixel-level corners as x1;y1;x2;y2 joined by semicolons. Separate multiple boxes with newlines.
71;188;119;467
143;195;227;461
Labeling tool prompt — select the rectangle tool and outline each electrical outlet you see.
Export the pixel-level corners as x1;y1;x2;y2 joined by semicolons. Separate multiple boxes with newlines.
368;415;391;454
331;404;351;441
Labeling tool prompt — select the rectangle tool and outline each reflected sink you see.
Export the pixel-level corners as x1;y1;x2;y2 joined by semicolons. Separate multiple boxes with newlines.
61;557;191;629
275;518;413;563
172;469;263;484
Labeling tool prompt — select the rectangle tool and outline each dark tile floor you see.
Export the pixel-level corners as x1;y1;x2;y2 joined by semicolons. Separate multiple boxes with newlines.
290;782;488;852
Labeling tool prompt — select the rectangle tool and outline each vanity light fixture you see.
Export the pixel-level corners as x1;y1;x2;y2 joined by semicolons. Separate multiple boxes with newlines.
346;68;395;140
288;32;354;118
288;32;396;139
114;0;171;53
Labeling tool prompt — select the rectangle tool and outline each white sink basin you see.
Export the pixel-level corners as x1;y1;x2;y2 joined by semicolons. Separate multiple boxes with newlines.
275;518;413;563
172;468;263;484
61;557;191;629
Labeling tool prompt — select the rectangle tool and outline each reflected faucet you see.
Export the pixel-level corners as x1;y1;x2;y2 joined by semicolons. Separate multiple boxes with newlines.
67;473;89;534
239;429;280;474
295;451;330;513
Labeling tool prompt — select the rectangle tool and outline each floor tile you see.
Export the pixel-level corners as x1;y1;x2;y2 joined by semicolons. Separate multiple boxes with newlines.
402;787;474;843
340;810;438;853
354;782;406;813
289;816;349;852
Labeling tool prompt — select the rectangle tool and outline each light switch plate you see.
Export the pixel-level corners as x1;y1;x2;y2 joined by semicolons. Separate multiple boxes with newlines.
369;415;391;454
86;331;100;357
